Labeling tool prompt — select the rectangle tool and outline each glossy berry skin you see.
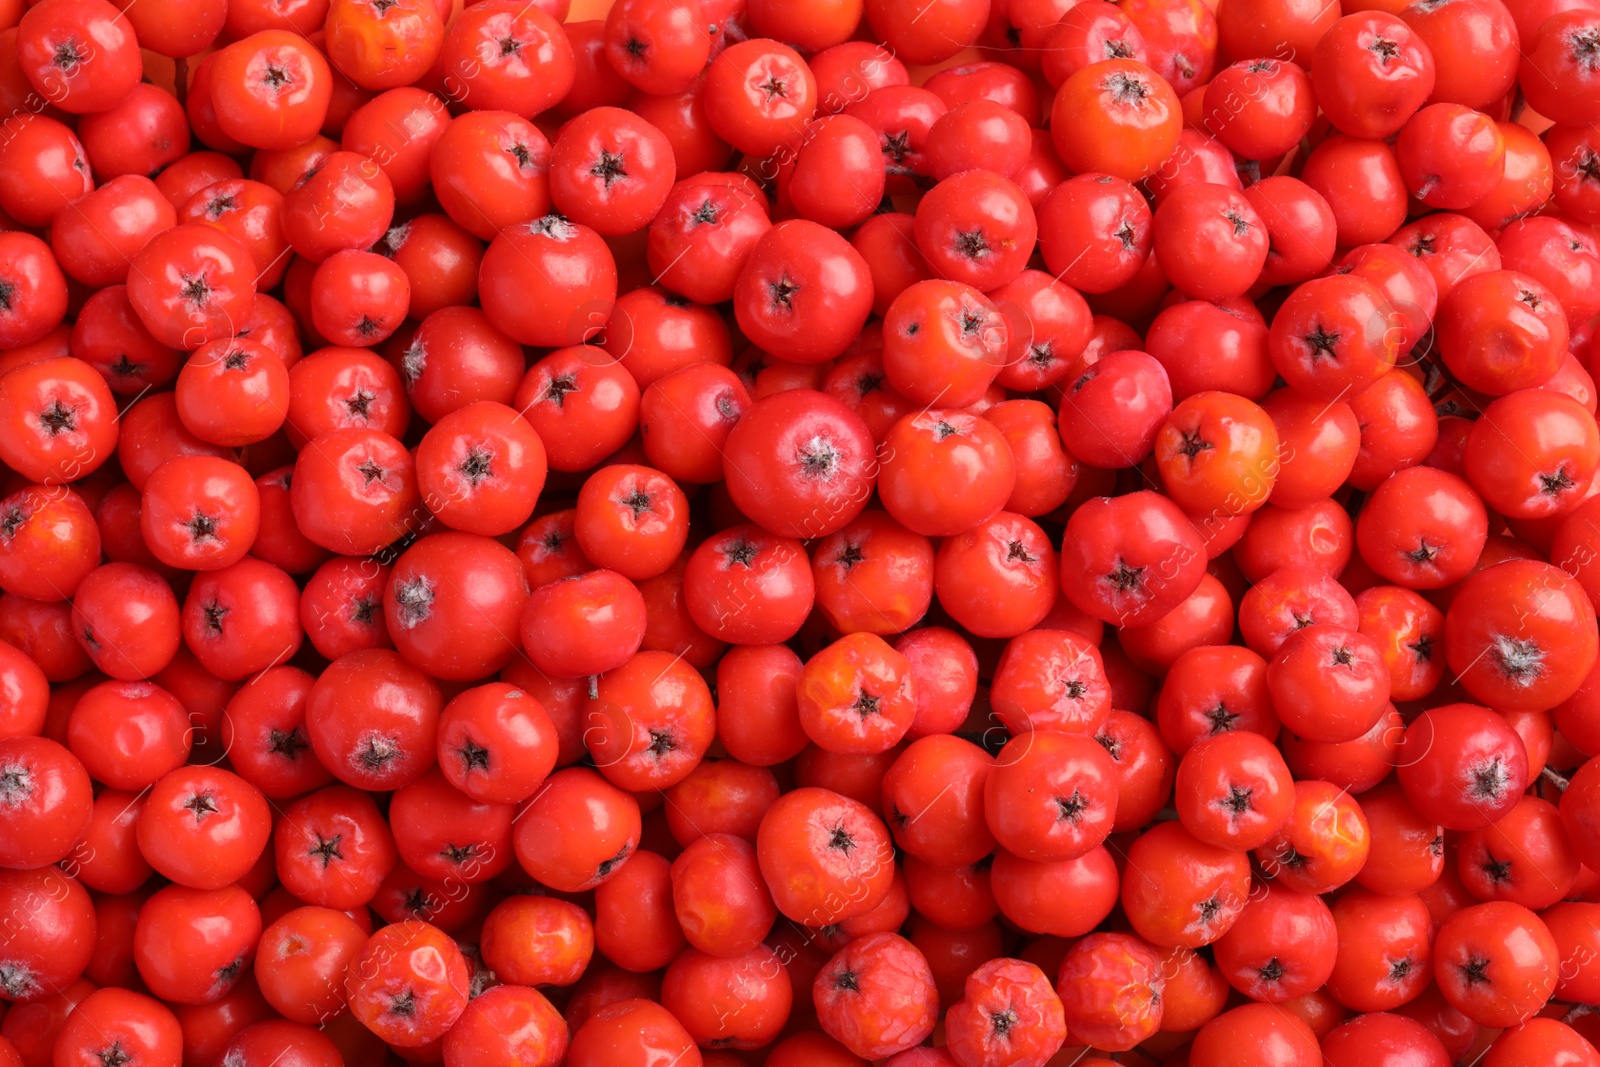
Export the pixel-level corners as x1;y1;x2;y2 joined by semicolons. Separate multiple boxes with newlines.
587;650;715;792
1398;703;1529;831
67;681;190;792
1520;10;1600;126
757;786;896;926
1299;136;1409;249
934;510;1058;638
478;893;592;988
1215;882;1339;1004
1396;104;1506;210
136;765;271;891
1268;275;1398;402
1154;391;1280;517
987;273;1092;393
127;224;258;352
788;114;889;229
1432;901;1558;1028
1267;626;1392;744
479;214;617;349
1564;757;1600;874
1189;1002;1321;1067
428;111;552;241
0;483;101;603
50;988;183;1067
881;279;1007;409
0;117;93;233
1051;59;1181;183
722;390;876;541
1444;560;1598;713
639;364;750;485
290;428;420;557
521;568;647;678
1204;59;1315;161
435;682;557;807
604;0;709;96
324;0;443;92
16;0;142;115
0;736;92;871
880;734;994;868
416;400;547;538
668;833;777;959
1464;390;1599;520
573;464;688;582
174;338;290;448
1356;466;1487;589
1153;183;1269;302
1056;932;1167;1048
704;39;818;157
602;284;733;388
140;455;262;574
69;564;180;684
444;984;567;1067
273;786;397;912
132;883;262;1005
345;921;470;1046
684;525;813;646
382;532;528;682
796;633;916;756
1458;795;1578;910
1324;890;1433;1012
1436;270;1568;396
734;220;874;366
1121;821;1252;949
284;346;409;447
304;649;441;793
1175;730;1294;851
1058;491;1206;628
914;169;1038;292
566;997;698;1067
550;106;675;236
812;511;934;643
647;176;772;306
309;250;410;348
1482;1020;1600;1067
52;176;177;291
663;950;789;1049
389;766;516;886
517;346;637;474
1319;1013;1452;1067
985;730;1118;862
514;767;641;894
438;0;573;119
1057;349;1174;469
878;410;1015;538
1313;12;1436;139
1037;174;1152;294
0;234;70;350
209;31;335;150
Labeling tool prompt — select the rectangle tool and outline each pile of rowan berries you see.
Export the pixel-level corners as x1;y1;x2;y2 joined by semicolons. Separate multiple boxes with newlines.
5;0;1600;1063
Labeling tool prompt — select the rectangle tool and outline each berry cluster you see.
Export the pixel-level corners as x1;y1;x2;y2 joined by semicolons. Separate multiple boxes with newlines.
3;0;1600;1064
